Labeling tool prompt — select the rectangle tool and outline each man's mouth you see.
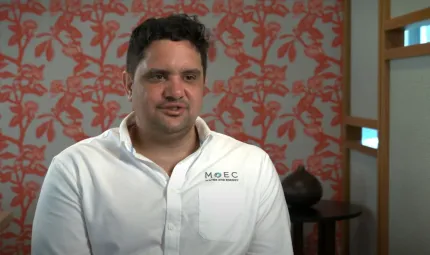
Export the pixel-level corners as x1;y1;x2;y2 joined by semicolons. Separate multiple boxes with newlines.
159;103;187;109
158;104;186;116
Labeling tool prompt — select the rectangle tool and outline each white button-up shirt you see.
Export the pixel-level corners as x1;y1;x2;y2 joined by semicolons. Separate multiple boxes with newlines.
32;113;293;255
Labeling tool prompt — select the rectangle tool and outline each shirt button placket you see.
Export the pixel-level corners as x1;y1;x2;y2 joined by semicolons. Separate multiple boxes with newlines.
164;170;184;255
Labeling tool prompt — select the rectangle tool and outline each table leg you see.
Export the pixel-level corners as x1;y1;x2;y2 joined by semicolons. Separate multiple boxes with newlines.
318;221;336;255
292;223;304;255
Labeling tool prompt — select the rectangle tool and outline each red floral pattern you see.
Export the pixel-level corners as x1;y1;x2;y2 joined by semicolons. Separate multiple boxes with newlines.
0;0;343;254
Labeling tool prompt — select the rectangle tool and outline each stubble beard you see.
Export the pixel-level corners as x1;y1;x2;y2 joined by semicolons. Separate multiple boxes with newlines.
152;113;193;136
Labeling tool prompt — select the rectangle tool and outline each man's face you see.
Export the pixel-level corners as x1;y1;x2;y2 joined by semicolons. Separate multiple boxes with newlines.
125;40;205;135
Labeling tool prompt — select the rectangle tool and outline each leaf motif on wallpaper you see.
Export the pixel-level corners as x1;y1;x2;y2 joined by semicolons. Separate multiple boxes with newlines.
0;91;11;102
215;94;237;115
275;162;289;175
35;119;55;142
267;4;290;17
63;123;88;141
117;42;129;58
330;105;341;126
80;71;98;79
212;80;225;94
303;123;321;137
315;139;330;154
34;40;54;61
277;40;297;62
0;171;13;183
265;83;290;97
277;119;296;141
108;1;128;15
9;105;24;127
186;3;210;16
332;35;342;47
0;152;16;160
296;94;316;115
0;71;15;79
208;40;218;62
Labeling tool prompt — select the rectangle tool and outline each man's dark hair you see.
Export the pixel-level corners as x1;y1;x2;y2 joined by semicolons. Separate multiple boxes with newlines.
126;14;210;77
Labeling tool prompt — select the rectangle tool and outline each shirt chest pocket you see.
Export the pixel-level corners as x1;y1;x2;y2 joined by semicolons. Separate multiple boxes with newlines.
198;184;245;242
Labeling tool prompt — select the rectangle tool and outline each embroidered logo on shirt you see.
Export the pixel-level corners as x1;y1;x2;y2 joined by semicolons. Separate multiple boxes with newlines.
205;172;239;182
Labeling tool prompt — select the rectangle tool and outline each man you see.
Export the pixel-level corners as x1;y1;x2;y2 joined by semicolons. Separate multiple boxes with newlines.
31;14;293;255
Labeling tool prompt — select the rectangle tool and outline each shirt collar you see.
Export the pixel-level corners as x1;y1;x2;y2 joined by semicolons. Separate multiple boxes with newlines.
119;112;212;152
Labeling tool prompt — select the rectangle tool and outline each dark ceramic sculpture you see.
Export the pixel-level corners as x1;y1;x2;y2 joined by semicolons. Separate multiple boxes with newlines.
282;165;323;208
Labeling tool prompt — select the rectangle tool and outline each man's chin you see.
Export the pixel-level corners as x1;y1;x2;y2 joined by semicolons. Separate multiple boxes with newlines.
156;118;191;134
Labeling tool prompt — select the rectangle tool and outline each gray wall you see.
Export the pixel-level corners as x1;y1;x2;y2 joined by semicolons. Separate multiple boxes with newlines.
389;55;430;255
389;1;430;254
391;0;430;17
350;0;379;120
349;151;378;255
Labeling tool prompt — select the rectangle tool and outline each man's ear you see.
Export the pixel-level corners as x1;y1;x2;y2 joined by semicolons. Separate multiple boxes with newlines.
122;71;133;101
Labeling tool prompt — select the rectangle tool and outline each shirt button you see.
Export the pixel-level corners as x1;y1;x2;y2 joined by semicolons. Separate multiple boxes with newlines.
168;224;174;230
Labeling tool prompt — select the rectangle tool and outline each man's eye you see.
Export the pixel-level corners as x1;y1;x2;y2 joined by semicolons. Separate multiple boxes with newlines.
184;74;196;81
148;74;165;81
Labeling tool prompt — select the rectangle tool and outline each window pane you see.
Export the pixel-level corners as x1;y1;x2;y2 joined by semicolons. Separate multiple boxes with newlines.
361;128;378;149
404;20;430;46
420;25;429;44
404;30;410;46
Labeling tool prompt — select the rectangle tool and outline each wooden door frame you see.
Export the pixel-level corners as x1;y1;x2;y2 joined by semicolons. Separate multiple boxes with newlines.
377;3;430;255
342;1;430;254
341;0;379;252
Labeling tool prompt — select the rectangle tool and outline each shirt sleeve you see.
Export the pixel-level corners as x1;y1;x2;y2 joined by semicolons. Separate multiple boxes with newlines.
31;157;92;255
247;153;294;255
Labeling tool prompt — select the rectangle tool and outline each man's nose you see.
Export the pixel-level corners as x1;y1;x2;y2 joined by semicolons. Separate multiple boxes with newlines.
164;75;185;99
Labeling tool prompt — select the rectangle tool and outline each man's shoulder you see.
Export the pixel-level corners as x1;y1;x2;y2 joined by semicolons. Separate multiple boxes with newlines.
207;132;277;188
52;127;121;164
209;131;269;159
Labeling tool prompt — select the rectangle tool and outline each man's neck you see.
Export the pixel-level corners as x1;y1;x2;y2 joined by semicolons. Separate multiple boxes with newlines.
129;124;199;173
141;127;198;154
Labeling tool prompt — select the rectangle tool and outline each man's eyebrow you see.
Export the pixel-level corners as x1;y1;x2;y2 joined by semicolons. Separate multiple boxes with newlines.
182;68;202;74
146;68;169;74
145;68;202;74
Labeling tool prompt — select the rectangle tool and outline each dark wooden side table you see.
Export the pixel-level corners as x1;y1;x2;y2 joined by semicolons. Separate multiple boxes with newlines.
289;200;362;255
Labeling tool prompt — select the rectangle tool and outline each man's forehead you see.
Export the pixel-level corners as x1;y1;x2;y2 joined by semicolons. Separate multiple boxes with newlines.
145;67;202;74
133;40;203;74
137;56;202;73
136;60;202;73
144;40;200;59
